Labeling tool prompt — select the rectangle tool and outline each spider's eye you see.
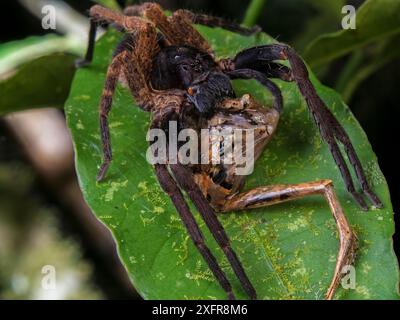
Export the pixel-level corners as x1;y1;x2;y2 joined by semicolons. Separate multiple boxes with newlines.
187;86;198;96
174;55;180;60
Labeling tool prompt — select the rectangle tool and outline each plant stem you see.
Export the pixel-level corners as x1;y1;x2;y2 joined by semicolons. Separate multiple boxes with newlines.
98;0;121;11
0;36;82;76
342;51;398;103
243;0;267;27
335;50;363;94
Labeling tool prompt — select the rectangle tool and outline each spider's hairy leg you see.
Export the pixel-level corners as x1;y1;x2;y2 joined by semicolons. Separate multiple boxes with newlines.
219;180;358;300
76;18;97;68
170;163;257;300
331;119;383;208
88;5;152;33
125;2;213;54
96;51;126;182
124;2;259;36
96;24;160;182
228;44;382;210
117;26;161;111
77;4;154;68
77;5;123;68
154;164;236;300
174;9;261;36
123;4;145;16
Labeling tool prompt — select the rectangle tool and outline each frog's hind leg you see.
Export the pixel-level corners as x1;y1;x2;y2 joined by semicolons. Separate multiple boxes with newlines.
218;179;358;300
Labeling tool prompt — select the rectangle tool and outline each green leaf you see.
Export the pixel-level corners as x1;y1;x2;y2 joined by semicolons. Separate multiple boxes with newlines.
0;34;81;115
0;53;76;115
243;0;267;27
0;34;81;75
294;0;345;52
92;0;121;11
304;0;400;67
340;34;400;102
65;28;399;299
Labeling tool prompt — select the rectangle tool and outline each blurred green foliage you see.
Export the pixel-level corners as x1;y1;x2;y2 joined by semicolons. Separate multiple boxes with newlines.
304;0;400;67
0;163;102;299
0;53;76;116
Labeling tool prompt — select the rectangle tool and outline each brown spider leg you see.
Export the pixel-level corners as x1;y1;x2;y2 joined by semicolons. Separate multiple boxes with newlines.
77;23;138;69
124;3;259;36
78;4;159;66
228;44;382;209
95;17;161;181
154;164;236;300
219;179;358;300
88;5;152;32
78;3;149;67
123;4;144;16
96;51;126;181
170;163;257;300
227;69;283;113
124;2;213;54
96;34;185;181
173;9;261;35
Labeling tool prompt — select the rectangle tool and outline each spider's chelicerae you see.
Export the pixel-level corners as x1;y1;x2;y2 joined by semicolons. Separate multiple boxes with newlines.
77;2;383;300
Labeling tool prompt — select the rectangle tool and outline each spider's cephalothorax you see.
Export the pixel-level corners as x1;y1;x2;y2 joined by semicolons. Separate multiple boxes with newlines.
151;45;236;114
77;2;382;300
151;45;216;90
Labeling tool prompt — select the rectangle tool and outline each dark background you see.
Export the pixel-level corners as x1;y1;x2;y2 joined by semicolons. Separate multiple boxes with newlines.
0;0;398;299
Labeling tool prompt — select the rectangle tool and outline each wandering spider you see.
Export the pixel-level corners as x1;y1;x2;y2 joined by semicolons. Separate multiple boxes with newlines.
77;2;383;300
